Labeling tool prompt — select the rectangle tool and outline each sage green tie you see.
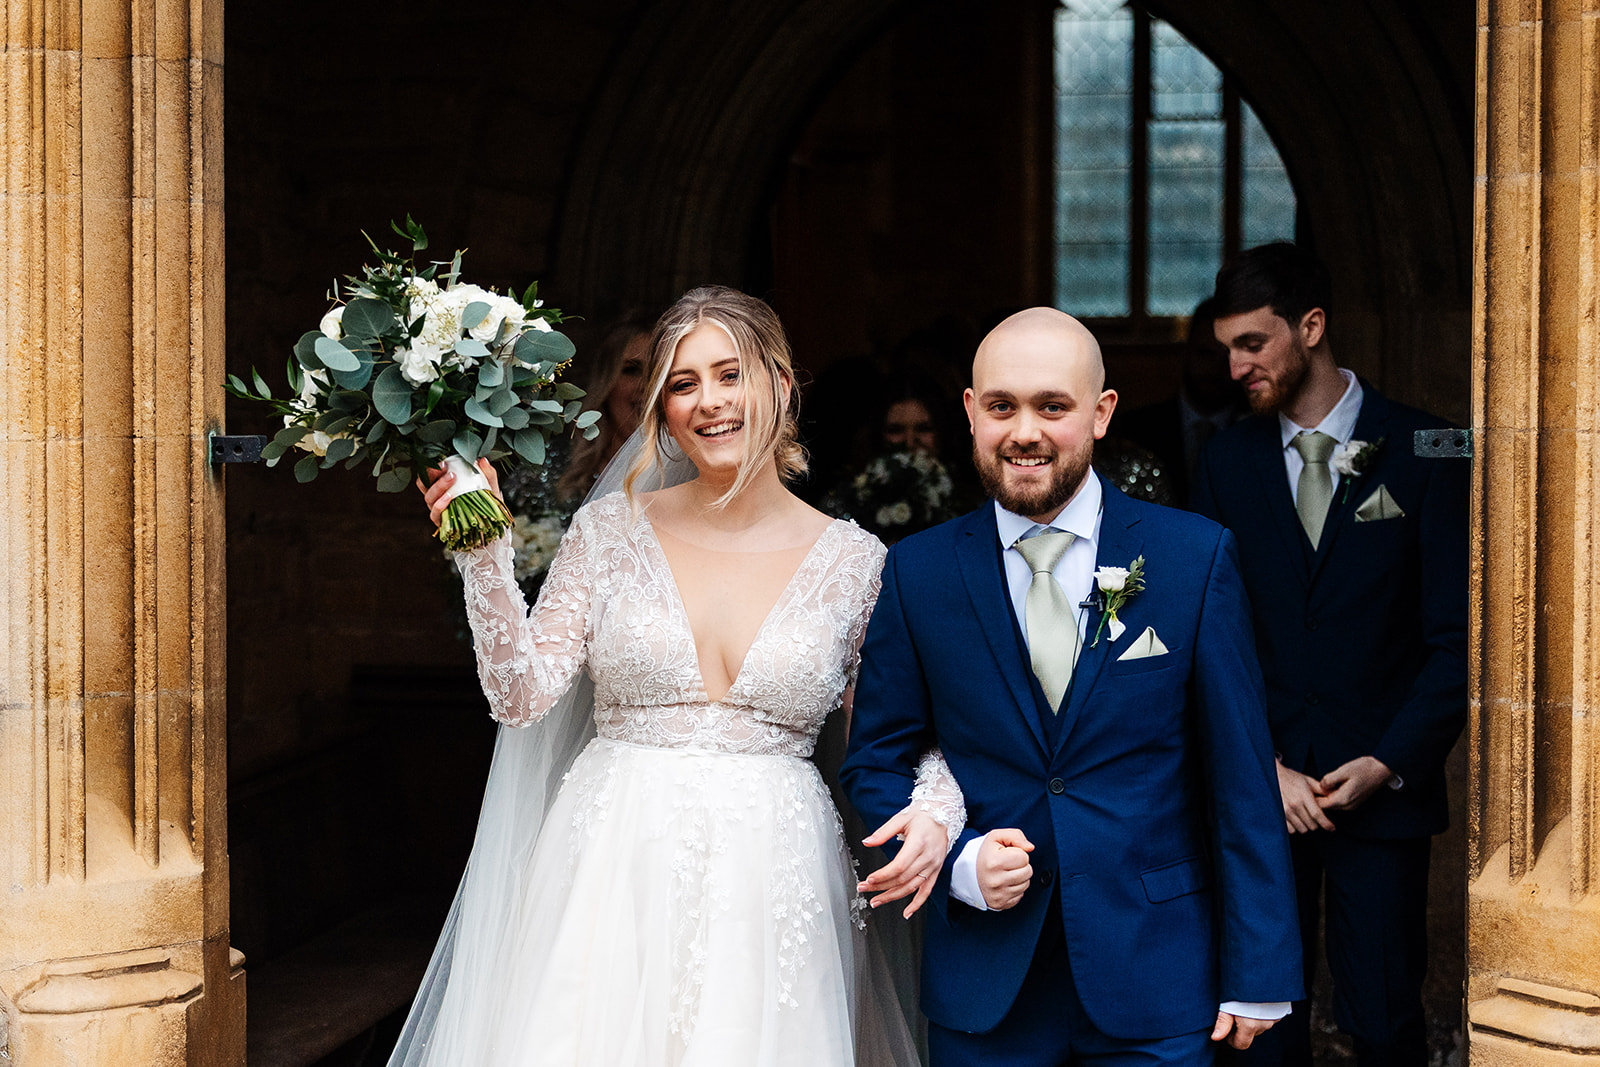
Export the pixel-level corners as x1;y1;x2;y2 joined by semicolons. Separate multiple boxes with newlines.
1291;431;1336;548
1014;527;1079;712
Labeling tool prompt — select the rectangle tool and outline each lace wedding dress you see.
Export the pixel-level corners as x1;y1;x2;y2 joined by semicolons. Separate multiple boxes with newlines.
394;491;963;1066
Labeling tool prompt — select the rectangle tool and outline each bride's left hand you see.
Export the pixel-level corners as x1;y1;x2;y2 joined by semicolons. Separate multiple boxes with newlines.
858;810;950;919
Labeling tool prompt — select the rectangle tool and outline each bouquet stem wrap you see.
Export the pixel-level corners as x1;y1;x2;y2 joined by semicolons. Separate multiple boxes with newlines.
437;455;514;551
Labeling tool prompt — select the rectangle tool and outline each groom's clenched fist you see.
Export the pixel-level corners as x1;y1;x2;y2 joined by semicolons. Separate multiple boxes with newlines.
976;829;1034;910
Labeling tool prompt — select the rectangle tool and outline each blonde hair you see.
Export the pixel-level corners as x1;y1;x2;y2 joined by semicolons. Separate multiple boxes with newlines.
624;286;807;507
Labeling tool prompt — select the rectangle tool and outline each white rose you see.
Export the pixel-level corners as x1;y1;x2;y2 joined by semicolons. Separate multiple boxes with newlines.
297;368;330;407
1331;440;1366;477
319;306;345;339
396;343;445;385
1095;566;1129;593
469;293;527;346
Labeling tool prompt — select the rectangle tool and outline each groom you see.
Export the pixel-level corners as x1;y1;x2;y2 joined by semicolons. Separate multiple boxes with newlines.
842;308;1303;1064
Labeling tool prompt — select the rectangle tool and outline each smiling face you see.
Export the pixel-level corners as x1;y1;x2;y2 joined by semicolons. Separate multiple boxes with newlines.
1214;305;1320;415
964;309;1117;523
660;322;790;479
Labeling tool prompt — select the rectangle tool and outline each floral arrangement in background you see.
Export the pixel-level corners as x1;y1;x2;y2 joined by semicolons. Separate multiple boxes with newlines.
224;217;599;550
823;450;958;544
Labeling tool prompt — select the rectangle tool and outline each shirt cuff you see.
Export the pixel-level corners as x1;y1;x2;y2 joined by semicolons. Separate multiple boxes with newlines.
1220;1001;1292;1021
951;836;989;911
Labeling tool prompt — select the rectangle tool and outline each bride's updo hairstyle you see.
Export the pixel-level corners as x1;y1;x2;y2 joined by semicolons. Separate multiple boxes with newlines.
624;285;807;507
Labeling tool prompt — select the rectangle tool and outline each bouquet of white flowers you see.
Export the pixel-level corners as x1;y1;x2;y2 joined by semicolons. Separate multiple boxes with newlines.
226;218;599;550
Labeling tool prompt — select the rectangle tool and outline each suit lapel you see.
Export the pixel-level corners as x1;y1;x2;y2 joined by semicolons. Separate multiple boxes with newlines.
1246;416;1312;589
1308;385;1392;586
1055;478;1144;751
954;505;1051;758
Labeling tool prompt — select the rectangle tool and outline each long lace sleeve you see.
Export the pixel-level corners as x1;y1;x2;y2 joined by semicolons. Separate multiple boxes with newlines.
453;509;595;726
909;748;967;849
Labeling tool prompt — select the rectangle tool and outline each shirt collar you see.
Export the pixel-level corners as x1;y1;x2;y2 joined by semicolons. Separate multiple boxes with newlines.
994;470;1103;551
1279;368;1363;449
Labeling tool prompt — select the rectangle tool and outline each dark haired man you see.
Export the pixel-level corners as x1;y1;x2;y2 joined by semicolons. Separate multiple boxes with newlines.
1192;243;1467;1067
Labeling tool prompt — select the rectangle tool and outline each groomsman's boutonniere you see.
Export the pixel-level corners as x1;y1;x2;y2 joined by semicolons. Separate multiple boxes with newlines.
1090;556;1146;647
1331;437;1385;503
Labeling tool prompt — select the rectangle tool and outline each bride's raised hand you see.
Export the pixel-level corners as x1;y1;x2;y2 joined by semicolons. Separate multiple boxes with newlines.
416;458;503;529
858;809;950;919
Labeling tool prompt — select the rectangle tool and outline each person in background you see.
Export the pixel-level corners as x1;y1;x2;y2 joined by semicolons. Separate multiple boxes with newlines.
1193;243;1468;1067
1116;297;1246;509
556;314;654;501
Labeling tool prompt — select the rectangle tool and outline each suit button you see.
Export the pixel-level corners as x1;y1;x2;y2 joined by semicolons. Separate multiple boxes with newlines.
1306;692;1320;705
1048;778;1065;795
1039;869;1056;886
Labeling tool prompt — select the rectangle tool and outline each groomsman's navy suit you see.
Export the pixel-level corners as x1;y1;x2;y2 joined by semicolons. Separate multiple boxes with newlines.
842;474;1303;1061
1191;382;1468;1064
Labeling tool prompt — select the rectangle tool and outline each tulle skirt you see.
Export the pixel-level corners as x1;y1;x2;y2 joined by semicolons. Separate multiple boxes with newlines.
413;737;911;1066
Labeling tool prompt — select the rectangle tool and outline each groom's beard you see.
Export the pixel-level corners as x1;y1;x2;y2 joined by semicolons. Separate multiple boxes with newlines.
973;438;1093;519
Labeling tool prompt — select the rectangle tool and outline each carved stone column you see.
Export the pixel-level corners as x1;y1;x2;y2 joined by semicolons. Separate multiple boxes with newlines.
0;0;242;1063
1469;1;1600;1062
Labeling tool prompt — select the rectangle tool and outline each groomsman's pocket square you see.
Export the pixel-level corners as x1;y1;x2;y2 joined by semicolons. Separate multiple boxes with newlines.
1355;484;1405;522
1116;626;1169;661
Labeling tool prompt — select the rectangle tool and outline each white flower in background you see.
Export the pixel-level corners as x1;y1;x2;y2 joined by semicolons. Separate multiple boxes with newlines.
509;515;567;581
875;501;914;527
1095;566;1130;593
319;306;345;339
296;368;330;408
396;343;445;385
288;427;352;458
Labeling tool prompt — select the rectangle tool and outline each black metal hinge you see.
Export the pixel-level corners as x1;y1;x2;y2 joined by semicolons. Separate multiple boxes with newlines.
210;433;267;465
1413;429;1472;458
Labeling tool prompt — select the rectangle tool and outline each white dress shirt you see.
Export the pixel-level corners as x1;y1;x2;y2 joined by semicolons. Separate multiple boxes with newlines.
1279;368;1363;503
946;474;1290;1022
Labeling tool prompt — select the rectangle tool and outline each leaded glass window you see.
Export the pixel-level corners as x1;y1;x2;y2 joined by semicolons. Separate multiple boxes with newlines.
1055;2;1297;321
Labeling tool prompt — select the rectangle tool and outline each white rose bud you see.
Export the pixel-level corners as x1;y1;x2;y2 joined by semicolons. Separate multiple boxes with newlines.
396;343;445;386
1096;566;1129;593
319;306;345;340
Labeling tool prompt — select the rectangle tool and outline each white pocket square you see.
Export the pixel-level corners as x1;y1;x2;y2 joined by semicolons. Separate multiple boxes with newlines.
1116;626;1169;661
1354;484;1405;522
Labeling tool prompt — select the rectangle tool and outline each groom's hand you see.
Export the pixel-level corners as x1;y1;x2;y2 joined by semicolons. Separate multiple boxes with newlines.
1211;1012;1275;1050
1277;760;1336;834
976;829;1034;911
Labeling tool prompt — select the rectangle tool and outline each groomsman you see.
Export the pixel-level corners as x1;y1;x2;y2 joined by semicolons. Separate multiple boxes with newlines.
1192;243;1467;1067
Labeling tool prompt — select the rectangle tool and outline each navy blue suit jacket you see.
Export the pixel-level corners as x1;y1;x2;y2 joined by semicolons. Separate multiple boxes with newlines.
1190;384;1468;838
841;476;1303;1038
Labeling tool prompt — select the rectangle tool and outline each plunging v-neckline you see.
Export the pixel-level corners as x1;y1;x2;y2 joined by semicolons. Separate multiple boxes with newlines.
640;513;841;705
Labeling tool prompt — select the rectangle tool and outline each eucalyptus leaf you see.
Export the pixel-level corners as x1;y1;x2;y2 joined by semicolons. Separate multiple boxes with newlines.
489;388;519;416
460;301;491;333
343;445;368;470
562;400;581;420
294;455;320;483
453;428;484;463
417;419;456;444
477;360;505;388
342;297;397;339
482;427;498;455
365;419;390;444
275;425;312;445
513;329;575;365
554;382;586;401
325;437;357;464
582;424;601;441
511;366;539;386
314;336;360;372
260;441;288;462
294;330;327;370
530;398;564;414
499;406;530;430
376;466;412;493
372;365;414;424
511;429;546;466
575;409;602;429
464;396;504;427
330;354;374;391
330;389;368;413
454;337;491;361
527;410;555;427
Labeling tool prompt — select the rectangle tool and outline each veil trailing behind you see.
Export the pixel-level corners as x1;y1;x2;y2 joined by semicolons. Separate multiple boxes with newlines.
386;430;923;1067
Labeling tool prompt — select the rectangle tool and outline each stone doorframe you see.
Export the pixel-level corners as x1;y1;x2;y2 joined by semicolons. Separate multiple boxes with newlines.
0;0;243;1063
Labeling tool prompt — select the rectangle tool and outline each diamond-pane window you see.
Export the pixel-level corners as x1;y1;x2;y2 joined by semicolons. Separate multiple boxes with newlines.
1054;3;1297;321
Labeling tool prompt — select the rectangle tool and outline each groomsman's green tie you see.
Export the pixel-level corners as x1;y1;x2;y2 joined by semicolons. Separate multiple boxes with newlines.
1014;527;1079;712
1291;431;1336;548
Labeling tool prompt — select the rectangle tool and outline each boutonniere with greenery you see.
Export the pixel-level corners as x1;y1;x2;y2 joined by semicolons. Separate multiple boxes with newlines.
1090;556;1146;647
1331;437;1385;503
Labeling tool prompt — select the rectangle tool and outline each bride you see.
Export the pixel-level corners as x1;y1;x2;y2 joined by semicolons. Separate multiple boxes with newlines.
391;286;965;1066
